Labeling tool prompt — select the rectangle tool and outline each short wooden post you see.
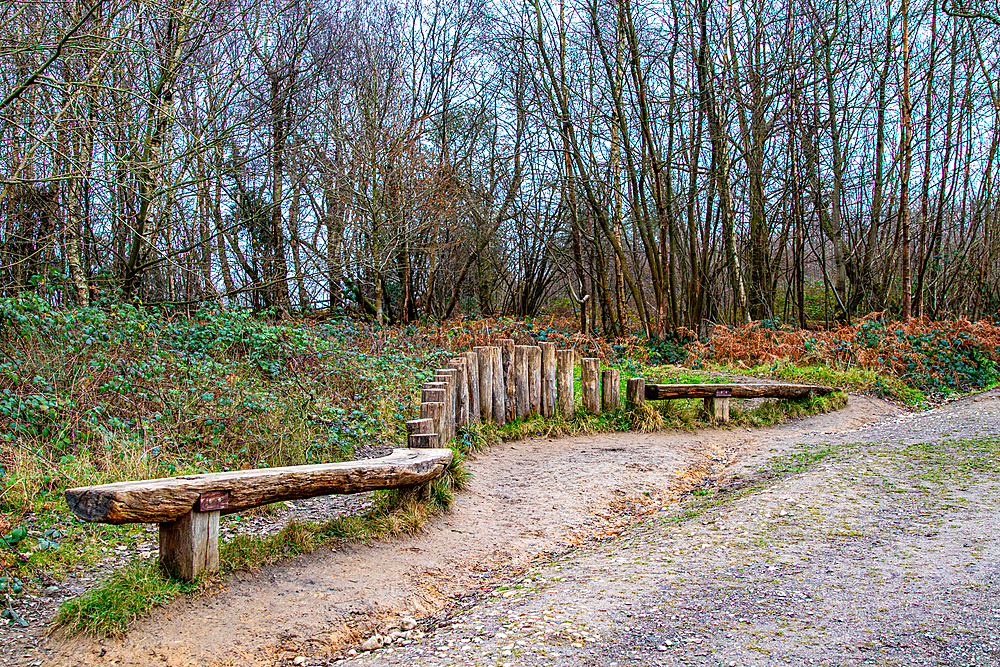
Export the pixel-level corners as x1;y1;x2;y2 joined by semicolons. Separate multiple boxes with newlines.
540;342;556;417
159;508;219;581
434;369;457;440
704;390;731;425
581;358;601;414
500;339;516;422
431;375;450;441
528;346;542;416
448;358;469;427
626;377;646;409
556;349;575;417
514;345;531;418
490;347;506;426
601;368;621;411
420;401;444;442
407;433;439;448
421;386;446;414
462;351;480;424
475;346;493;423
406;418;437;448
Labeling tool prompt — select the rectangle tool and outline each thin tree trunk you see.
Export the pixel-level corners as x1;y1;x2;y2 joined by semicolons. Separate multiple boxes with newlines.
899;0;912;320
696;0;747;323
915;3;937;317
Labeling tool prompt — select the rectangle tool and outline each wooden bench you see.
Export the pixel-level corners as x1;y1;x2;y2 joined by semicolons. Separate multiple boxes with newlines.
64;448;453;580
626;379;840;425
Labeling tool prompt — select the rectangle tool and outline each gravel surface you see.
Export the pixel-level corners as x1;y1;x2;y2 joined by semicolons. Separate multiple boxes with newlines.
339;389;1000;667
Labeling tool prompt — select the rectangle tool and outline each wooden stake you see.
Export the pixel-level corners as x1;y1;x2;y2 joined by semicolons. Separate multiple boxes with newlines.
434;369;457;441
448;358;469;427
406;418;437;448
421;386;446;406
475;346;493;422
462;351;480;424
514;345;531;418
407;433;439;448
159;509;219;581
556;349;575;417
540;342;556;417
490;347;506;426
601;368;621;411
420;401;445;442
528;346;541;416
500;339;516;421
626;377;646;409
581;358;601;414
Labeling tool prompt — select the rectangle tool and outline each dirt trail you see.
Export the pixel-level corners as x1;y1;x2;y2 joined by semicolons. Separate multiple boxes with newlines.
31;395;897;667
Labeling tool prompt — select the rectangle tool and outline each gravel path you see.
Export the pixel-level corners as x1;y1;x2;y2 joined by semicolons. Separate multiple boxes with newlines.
340;389;1000;667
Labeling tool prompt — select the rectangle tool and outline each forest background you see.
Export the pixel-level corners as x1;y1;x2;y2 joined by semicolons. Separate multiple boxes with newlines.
3;0;1000;328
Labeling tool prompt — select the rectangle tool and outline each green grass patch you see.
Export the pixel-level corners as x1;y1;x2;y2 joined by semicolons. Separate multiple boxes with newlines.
717;359;924;405
54;561;197;638
899;438;1000;482
730;391;848;428
641;366;728;385
666;442;841;523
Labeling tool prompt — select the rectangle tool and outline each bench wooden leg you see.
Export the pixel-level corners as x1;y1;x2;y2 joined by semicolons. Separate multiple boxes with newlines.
626;377;645;409
159;509;220;581
703;397;730;425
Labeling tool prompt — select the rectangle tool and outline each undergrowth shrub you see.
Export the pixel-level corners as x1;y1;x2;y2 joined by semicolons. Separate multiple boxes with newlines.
0;298;449;523
686;316;1000;395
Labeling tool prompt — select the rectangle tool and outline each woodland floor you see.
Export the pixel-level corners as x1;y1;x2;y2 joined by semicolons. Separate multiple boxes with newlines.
9;389;999;666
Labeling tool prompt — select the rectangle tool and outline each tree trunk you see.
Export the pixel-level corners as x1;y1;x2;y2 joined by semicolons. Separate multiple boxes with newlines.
696;0;747;322
899;0;913;320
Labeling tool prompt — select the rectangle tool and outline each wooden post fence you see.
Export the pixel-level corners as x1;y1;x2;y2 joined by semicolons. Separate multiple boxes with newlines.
514;345;530;418
420;401;444;442
601;368;621;411
626;377;645;409
449;358;469;426
421;385;446;439
433;369;457;441
557;349;575;417
462;350;480;424
500;339;516;422
475;346;493;423
528;346;541;416
490;347;506;426
540;342;556;417
581;358;601;414
406;418;438;448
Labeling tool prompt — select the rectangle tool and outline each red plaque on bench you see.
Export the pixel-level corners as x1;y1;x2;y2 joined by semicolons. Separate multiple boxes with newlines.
198;490;229;512
714;389;732;398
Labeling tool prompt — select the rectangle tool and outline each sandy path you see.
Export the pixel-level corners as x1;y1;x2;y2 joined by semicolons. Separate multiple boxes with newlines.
34;395;898;667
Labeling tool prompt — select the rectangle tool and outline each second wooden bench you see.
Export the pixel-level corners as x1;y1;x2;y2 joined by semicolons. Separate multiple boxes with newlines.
625;379;840;425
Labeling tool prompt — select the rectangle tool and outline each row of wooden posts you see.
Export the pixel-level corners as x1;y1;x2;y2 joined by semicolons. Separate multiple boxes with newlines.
405;341;624;448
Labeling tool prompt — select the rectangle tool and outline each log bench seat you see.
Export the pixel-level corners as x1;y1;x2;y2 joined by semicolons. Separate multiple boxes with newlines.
64;448;454;580
625;379;840;425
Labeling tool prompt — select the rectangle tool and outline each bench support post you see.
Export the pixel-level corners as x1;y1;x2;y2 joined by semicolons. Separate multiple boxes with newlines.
626;377;645;409
704;396;730;425
159;509;220;581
